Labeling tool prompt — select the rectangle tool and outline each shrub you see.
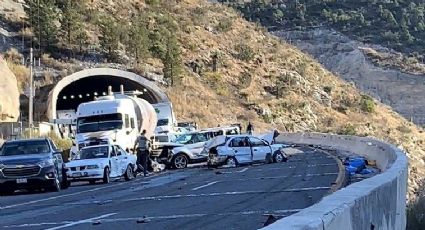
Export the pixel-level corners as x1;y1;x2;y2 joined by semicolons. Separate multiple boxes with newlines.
7;62;29;92
360;95;375;113
3;48;23;64
216;18;233;32
262;114;273;123
234;43;254;62
323;86;333;94
397;125;412;133
337;124;357;135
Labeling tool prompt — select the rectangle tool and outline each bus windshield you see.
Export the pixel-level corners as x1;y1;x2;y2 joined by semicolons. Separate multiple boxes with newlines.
77;113;123;133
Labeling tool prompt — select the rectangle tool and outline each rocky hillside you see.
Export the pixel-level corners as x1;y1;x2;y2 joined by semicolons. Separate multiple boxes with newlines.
274;28;425;127
0;55;19;123
0;0;424;199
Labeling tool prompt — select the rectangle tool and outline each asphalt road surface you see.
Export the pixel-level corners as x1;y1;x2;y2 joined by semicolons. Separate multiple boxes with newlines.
0;147;340;230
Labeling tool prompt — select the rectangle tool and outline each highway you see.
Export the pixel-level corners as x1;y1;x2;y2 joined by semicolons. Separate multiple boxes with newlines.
0;146;340;230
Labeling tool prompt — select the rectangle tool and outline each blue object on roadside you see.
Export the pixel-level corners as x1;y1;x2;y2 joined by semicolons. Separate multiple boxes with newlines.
345;165;357;176
359;168;377;175
348;158;366;173
359;168;372;174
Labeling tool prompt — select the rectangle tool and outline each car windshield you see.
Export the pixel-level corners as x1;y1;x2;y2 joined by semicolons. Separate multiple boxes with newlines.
77;113;123;133
157;119;169;126
0;140;50;156
80;146;109;159
175;133;208;145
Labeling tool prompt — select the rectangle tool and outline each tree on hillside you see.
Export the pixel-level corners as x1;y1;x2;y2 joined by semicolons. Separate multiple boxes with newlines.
126;16;150;63
57;0;87;52
24;0;60;52
98;15;120;61
162;34;182;86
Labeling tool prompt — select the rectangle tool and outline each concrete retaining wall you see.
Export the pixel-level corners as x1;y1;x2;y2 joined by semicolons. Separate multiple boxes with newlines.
263;132;408;230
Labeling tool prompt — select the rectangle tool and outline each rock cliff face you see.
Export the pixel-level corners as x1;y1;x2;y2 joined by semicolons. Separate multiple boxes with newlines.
274;29;425;127
0;56;20;122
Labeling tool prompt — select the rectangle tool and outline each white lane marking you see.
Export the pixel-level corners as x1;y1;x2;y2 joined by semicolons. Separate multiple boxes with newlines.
236;168;249;173
191;181;219;191
3;222;72;228
0;177;147;210
3;209;302;228
122;187;331;202
44;213;117;230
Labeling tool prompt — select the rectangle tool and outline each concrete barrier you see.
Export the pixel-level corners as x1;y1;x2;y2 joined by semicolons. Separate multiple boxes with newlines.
263;132;408;230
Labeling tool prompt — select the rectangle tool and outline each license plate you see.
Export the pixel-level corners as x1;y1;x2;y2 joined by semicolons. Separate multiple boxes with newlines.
16;178;27;184
72;172;82;177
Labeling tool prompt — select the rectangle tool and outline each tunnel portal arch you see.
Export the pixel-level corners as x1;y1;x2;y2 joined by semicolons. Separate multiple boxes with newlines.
47;68;169;120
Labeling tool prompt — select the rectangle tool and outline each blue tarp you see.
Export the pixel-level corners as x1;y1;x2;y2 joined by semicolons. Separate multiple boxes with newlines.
344;157;367;175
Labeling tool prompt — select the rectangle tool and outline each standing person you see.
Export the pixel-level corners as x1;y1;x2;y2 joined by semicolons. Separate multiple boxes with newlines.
69;141;78;161
247;121;254;135
133;130;151;177
272;129;280;144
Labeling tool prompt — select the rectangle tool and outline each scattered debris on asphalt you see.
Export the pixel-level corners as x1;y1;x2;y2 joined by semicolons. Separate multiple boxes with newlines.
92;220;102;225
137;216;151;224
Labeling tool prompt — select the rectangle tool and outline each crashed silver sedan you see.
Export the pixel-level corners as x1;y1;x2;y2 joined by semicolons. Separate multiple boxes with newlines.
205;134;288;168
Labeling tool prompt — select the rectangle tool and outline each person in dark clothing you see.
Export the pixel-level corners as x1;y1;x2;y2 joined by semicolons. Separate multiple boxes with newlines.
133;130;151;177
273;129;280;144
247;122;254;135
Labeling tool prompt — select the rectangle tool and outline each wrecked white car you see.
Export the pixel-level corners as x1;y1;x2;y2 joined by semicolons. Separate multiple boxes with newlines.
205;134;288;168
66;144;137;185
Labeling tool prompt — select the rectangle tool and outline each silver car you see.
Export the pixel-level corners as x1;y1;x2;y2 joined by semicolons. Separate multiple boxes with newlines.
206;134;288;168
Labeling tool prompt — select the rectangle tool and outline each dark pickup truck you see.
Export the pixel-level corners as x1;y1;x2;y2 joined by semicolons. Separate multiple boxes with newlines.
0;138;68;195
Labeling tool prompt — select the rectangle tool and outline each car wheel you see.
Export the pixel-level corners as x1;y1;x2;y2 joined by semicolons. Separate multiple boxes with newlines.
89;180;96;185
273;152;286;163
173;154;188;169
103;167;110;184
225;157;238;168
49;175;61;192
124;165;134;181
132;165;138;178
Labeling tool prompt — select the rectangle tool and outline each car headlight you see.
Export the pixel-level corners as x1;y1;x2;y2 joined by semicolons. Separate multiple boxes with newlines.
38;159;54;167
0;164;4;170
86;165;99;169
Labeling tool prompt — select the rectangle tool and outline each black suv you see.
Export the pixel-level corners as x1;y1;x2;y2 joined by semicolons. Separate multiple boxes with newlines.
0;138;68;195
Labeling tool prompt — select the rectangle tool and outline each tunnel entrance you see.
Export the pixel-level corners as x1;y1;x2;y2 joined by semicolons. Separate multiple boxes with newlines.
47;68;169;120
57;75;157;111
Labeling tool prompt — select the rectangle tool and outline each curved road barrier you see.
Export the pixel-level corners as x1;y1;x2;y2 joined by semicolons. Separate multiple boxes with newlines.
264;132;408;230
